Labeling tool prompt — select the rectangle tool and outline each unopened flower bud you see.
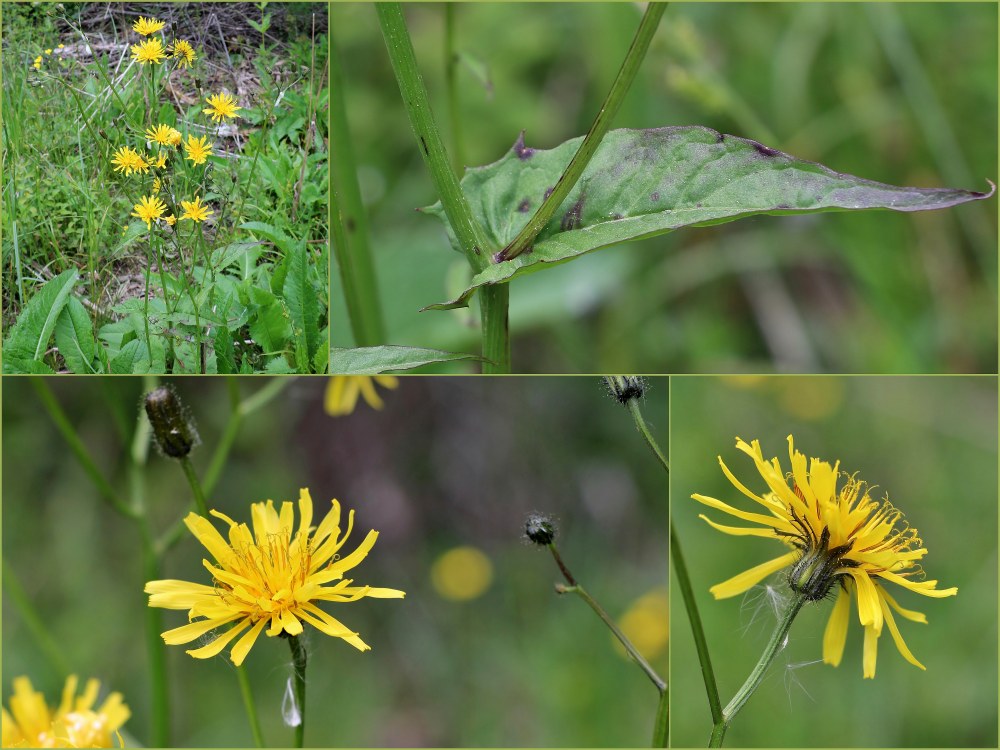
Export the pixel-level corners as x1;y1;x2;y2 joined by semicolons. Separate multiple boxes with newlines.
144;385;198;458
604;376;646;404
525;513;556;546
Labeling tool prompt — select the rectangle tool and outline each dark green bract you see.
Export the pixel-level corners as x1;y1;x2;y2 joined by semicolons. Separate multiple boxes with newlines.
423;126;993;310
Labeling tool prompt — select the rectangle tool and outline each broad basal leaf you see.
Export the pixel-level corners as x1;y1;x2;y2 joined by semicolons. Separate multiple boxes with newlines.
331;345;486;374
3;270;79;371
423;126;994;309
55;296;97;374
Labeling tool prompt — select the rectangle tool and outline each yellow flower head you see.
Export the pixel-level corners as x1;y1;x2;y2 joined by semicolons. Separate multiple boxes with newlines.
169;39;196;68
130;37;166;65
152;177;162;192
152;152;168;169
133;16;166;36
183;134;212;166
131;194;167;229
179;195;213;223
144;489;405;666
203;92;241;122
32;56;42;70
145;123;179;147
694;435;958;679
45;49;52;55
57;44;65;49
110;146;149;176
164;214;176;227
325;376;399;417
1;675;130;749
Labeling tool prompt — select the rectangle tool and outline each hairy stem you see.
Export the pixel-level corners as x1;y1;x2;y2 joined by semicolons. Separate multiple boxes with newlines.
497;3;667;262
289;635;308;748
444;4;464;175
627;398;668;473
709;593;807;747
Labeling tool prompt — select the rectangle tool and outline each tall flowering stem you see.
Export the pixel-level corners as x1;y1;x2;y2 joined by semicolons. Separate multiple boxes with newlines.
376;3;509;372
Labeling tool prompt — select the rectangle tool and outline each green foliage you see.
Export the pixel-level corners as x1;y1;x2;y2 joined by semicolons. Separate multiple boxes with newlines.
2;270;79;373
425;127;992;309
1;3;329;373
330;345;486;374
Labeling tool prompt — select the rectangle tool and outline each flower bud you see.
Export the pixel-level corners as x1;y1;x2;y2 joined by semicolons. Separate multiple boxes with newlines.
604;376;646;404
144;385;198;458
525;513;556;546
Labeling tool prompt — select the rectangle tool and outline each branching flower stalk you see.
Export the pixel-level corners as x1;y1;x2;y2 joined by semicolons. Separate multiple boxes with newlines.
526;514;666;746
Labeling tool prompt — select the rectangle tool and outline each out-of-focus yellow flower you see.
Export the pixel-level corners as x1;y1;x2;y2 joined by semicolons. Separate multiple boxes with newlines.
1;675;130;748
32;56;42;70
615;589;669;660
431;546;494;601
325;376;398;416
145;489;405;665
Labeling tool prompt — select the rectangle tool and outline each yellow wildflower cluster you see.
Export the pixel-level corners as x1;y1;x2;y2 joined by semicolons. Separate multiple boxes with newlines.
128;16;197;69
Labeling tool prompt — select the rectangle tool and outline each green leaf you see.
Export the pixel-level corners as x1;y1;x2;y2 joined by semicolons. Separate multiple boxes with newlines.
331;345;486;374
214;329;237;374
282;242;321;371
54;297;97;373
3;270;79;370
246;286;292;354
110;340;144;374
423;126;995;309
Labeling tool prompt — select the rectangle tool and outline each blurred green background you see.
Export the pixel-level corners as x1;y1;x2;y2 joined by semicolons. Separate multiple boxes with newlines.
332;2;997;373
2;375;667;747
670;376;998;747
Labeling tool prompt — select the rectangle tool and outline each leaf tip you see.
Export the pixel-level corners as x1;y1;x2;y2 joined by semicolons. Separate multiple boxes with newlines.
512;130;535;160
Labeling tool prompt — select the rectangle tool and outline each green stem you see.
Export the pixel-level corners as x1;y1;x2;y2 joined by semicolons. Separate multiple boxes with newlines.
444;4;464;175
31;379;135;518
670;527;722;727
2;558;72;678
497;2;667;262
626;398;668;473
236;666;265;747
179;456;210;517
708;592;807;747
376;3;495;274
652;685;669;747
140;519;171;747
548;543;665;693
377;3;510;371
144;239;154;367
331;31;385;346
289;635;308;748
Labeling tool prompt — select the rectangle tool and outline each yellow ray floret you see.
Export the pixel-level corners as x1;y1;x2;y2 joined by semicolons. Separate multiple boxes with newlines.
131;194;167;229
694;435;957;679
131;37;166;65
179;195;213;223
144;489;405;666
170;39;196;68
325;376;399;416
183;134;213;166
1;675;130;748
133;16;166;36
203;92;241;122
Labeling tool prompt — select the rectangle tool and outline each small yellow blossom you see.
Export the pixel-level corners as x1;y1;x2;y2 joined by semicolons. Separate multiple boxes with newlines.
1;675;130;749
694;435;958;678
203;92;241;122
152;153;168;169
145;123;179;147
152;177;162;192
32;56;42;70
183;134;212;166
130;38;166;65
45;49;52;55
144;489;405;666
169;40;196;68
131;194;167;229
325;376;399;416
110;146;149;176
164;214;177;226
431;546;493;601
133;16;166;36
57;44;65;49
179;195;213;223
